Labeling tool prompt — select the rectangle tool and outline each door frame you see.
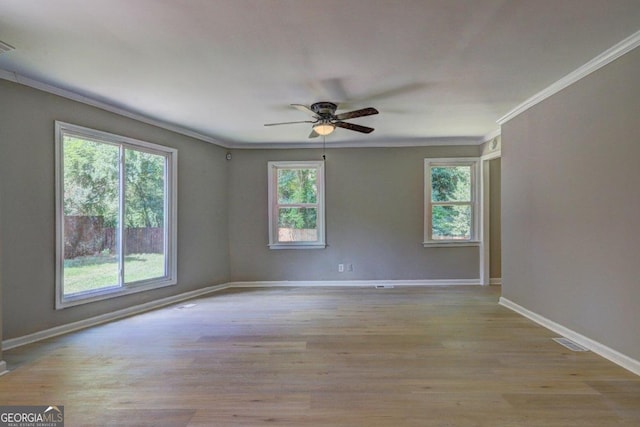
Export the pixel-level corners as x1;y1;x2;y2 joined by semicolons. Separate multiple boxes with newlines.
480;150;501;286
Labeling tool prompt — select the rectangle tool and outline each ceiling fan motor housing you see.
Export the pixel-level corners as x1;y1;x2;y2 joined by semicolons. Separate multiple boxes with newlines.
311;102;338;117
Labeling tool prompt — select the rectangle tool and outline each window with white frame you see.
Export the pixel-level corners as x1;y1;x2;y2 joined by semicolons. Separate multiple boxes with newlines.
268;161;325;249
55;122;177;308
424;158;479;246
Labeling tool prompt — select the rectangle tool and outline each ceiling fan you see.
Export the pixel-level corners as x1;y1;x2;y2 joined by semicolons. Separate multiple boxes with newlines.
264;102;379;138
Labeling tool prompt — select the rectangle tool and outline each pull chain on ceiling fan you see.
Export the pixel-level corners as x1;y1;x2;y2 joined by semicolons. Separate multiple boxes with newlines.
264;102;379;138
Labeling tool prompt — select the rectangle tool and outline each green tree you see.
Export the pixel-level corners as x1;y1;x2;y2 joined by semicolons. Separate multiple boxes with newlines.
63;137;119;227
125;149;165;228
277;168;317;229
431;166;471;239
64;138;165;229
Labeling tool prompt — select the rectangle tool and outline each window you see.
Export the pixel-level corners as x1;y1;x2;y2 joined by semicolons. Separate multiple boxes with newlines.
268;161;325;249
424;158;479;246
55;122;177;308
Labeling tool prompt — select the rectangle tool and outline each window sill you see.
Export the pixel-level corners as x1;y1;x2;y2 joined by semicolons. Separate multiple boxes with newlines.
423;240;480;248
268;243;326;250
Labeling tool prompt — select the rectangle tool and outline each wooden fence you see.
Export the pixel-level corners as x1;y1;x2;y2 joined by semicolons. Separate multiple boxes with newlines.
278;228;318;242
65;216;163;258
104;227;164;255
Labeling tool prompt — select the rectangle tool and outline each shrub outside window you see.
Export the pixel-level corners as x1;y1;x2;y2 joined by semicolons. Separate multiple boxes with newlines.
55;122;177;308
268;161;325;249
424;158;479;246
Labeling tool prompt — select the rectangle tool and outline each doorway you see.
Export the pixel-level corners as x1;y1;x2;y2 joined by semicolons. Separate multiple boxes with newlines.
481;149;501;285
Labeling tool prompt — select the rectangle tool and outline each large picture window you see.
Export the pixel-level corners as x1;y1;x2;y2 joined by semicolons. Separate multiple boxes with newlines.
55;122;177;308
424;158;479;246
268;161;325;249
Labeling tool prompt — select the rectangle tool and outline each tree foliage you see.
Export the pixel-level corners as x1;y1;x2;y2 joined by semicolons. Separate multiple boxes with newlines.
431;166;472;239
125;149;165;228
63;137;119;227
277;168;317;229
63;137;165;229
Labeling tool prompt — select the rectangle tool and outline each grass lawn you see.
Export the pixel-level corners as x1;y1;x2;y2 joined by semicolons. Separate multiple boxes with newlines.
64;253;165;295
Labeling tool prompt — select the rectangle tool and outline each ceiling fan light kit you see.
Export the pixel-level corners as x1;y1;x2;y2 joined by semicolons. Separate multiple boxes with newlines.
313;122;335;136
265;101;378;138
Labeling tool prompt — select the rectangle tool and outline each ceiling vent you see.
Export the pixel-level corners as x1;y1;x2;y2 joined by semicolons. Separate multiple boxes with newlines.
0;41;15;55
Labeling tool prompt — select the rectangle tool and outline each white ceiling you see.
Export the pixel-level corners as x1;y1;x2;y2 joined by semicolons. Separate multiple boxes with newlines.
1;0;639;147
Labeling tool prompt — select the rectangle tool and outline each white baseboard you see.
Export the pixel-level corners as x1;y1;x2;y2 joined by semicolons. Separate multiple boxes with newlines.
1;279;480;352
2;283;232;351
499;297;640;376
229;279;481;288
0;361;7;376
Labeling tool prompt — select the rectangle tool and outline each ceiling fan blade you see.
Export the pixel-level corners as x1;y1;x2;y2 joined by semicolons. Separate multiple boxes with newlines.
334;121;375;134
291;104;317;116
264;120;315;127
308;129;320;138
347;83;430;107
335;107;379;120
307;78;349;103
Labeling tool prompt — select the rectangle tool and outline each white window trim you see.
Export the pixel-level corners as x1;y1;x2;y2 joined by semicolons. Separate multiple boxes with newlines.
55;121;178;309
423;157;480;248
267;160;326;249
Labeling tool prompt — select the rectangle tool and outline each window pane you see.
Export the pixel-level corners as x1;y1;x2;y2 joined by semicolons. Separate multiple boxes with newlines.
277;168;317;204
431;166;471;202
124;149;167;283
432;205;472;240
62;136;120;295
278;207;318;242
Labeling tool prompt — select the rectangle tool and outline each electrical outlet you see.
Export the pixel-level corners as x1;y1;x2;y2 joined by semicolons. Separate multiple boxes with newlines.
338;264;345;273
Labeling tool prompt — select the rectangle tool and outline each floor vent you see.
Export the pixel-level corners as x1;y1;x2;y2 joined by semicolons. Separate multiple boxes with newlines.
553;337;589;352
0;41;15;55
176;303;197;310
375;285;394;289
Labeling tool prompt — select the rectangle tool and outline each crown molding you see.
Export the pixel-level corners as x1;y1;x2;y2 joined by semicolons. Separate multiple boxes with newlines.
0;69;231;148
482;128;501;143
225;136;484;150
498;30;640;125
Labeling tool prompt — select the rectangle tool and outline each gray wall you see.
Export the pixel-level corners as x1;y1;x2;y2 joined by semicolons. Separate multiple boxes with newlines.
501;47;640;361
0;202;4;365
228;146;482;282
0;80;230;340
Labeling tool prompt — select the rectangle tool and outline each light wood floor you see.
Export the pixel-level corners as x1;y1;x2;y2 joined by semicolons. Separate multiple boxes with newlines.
1;286;639;426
